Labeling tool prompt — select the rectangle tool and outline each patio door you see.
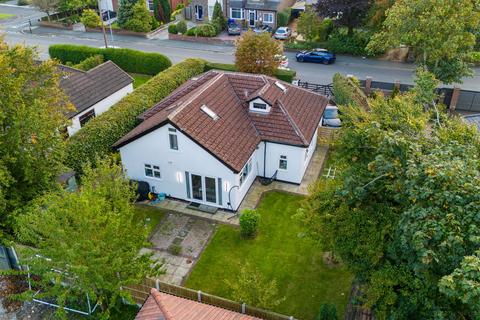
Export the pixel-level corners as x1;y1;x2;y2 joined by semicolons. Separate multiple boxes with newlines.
190;174;217;204
249;10;256;27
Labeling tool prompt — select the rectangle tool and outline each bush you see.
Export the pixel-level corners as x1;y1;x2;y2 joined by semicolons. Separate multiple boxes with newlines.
150;15;160;30
468;51;480;65
80;9;101;29
204;62;297;83
176;20;187;34
332;73;368;109
277;8;291;27
239;209;260;238
49;44;172;75
65;58;207;173
197;24;217;37
73;55;104;71
316;303;337;320
284;41;327;51
326;31;372;56
168;23;178;34
318;18;334;42
123;1;152;32
186;27;197;36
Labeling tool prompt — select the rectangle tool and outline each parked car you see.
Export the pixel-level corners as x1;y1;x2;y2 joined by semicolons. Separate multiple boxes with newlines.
296;49;336;64
274;54;289;69
227;22;241;36
253;25;272;34
273;27;291;40
322;105;341;127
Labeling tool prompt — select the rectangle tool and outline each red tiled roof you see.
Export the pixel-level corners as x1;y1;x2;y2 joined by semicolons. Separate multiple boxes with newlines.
135;288;261;320
114;71;328;172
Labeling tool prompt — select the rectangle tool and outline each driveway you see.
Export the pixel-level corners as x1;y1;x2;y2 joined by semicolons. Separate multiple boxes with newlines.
142;213;215;285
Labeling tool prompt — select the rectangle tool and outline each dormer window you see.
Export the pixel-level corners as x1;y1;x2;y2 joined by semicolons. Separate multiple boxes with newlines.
249;98;271;113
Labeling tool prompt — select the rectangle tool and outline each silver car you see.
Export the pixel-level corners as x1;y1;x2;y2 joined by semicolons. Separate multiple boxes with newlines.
273;27;291;40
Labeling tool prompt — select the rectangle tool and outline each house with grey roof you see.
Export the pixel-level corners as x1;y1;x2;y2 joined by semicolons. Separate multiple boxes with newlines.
60;61;133;136
114;70;328;211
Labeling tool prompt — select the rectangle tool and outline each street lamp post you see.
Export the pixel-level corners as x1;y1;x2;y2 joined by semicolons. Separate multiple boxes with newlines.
97;0;108;48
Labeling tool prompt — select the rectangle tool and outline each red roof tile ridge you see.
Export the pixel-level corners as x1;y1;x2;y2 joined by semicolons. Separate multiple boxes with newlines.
277;100;308;145
151;288;175;320
167;72;225;122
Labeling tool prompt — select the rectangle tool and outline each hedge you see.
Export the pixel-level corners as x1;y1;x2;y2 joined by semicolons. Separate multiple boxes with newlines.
49;44;172;75
204;62;297;83
65;58;207;172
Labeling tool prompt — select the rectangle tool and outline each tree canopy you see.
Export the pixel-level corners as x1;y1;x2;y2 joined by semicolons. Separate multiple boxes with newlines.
117;0;138;27
0;39;72;237
367;0;480;84
15;158;160;318
315;0;370;35
299;71;480;318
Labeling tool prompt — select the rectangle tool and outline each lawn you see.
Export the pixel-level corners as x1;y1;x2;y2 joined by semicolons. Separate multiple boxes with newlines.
0;13;15;20
185;191;353;319
129;73;152;89
133;204;165;236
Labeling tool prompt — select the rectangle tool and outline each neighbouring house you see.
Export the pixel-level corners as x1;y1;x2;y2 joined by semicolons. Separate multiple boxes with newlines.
114;70;328;211
135;288;261;319
100;0;185;18
59;61;133;136
187;0;294;28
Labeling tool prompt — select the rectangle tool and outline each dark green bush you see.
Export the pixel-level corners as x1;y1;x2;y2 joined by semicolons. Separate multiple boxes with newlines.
176;20;187;34
284;41;327;51
65;58;207;172
326;31;373;56
196;24;217;37
239;209;260;238
277;8;291;27
49;44;172;75
316;303;337;320
318;18;334;42
205;62;297;83
186;27;197;36
73;55;104;71
168;23;178;34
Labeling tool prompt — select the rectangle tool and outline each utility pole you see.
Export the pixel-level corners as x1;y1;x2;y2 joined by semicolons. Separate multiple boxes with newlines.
97;0;109;48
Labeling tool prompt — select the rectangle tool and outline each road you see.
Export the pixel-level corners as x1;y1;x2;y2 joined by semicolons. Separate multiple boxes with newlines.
1;3;479;89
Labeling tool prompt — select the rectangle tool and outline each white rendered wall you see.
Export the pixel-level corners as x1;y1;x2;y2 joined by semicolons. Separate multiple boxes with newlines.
67;84;133;136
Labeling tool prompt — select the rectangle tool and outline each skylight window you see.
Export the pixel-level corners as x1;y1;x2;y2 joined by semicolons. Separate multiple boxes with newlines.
201;105;219;121
275;81;287;93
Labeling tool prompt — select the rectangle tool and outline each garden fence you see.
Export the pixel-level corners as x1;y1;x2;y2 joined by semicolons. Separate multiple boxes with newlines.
123;278;296;320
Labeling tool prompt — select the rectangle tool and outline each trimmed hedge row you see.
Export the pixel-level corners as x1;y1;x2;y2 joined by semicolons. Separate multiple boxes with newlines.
65;58;207;172
49;44;172;75
204;62;297;83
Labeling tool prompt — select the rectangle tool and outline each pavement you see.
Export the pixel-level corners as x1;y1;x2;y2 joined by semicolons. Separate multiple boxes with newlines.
1;4;479;89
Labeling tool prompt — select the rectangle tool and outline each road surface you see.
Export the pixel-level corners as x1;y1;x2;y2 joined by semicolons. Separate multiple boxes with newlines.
1;3;479;89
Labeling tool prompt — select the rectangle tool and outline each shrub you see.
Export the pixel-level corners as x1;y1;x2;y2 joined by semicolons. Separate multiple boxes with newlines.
318;18;334;42
168;23;178;34
80;9;100;29
284;41;327;51
326;31;373;56
123;1;152;32
204;62;297;83
175;3;185;10
186;27;197;36
468;51;480;65
176;20;187;34
150;15;160;30
239;209;260;238
49;44;172;75
332;73;369;109
65;58;206;173
316;303;337;320
277;8;291;27
197;24;217;37
73;55;104;71
212;1;226;31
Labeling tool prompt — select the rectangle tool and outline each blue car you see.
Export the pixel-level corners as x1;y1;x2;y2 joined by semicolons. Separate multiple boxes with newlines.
296;49;336;64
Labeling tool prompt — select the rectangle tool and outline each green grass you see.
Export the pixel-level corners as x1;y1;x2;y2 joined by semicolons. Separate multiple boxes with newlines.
129;73;152;89
0;13;15;20
134;204;165;236
185;191;353;319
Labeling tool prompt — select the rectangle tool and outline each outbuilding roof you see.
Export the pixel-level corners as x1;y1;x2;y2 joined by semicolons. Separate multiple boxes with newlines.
135;288;260;320
59;61;133;118
114;70;328;173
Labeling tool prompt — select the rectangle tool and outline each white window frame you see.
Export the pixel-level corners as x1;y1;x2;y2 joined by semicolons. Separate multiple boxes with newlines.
239;159;252;186
230;8;244;19
279;155;288;170
263;12;274;23
168;128;178;150
145;164;161;179
146;0;154;11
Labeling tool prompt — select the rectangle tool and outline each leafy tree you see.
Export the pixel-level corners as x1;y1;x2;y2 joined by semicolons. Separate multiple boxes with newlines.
297;11;321;41
15;158;160;318
298;72;480;318
277;8;291;27
315;0;370;35
0;40;72;237
31;0;59;21
124;1;153;32
117;0;138;27
153;0;171;23
367;0;480;84
58;0;95;12
212;1;226;31
365;0;395;30
80;9;101;28
224;262;285;309
235;30;282;76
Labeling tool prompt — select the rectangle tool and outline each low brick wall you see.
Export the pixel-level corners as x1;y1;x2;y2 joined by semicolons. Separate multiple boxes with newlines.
168;33;235;45
38;21;151;38
38;21;73;30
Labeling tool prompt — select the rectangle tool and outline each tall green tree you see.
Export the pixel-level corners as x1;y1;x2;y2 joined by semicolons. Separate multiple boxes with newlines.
0;39;72;237
315;0;370;35
117;0;138;27
367;0;480;84
15;158;160;318
297;11;322;41
123;1;153;32
212;1;226;30
299;72;480;319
